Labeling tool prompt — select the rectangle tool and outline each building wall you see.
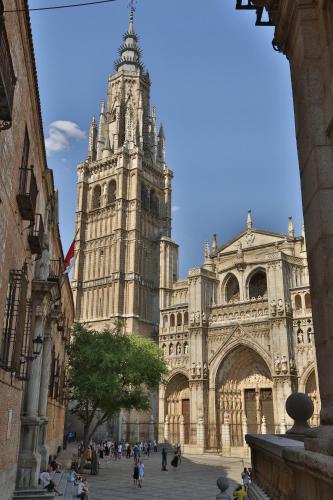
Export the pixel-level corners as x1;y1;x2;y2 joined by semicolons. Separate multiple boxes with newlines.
159;221;319;453
0;1;74;496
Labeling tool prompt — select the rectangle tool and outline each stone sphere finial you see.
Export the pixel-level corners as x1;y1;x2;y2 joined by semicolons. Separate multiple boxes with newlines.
286;392;314;435
216;476;232;499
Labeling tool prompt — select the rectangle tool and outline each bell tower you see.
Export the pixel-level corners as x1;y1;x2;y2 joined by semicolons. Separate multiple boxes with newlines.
72;8;173;337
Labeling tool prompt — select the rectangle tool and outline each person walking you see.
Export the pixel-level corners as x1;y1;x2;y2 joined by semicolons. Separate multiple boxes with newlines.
133;462;139;487
161;447;167;471
241;468;250;491
138;460;145;488
126;444;131;459
233;484;248;500
171;451;179;468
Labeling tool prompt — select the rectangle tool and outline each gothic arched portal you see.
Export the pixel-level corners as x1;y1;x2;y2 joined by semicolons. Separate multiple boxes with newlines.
164;373;190;445
215;346;273;447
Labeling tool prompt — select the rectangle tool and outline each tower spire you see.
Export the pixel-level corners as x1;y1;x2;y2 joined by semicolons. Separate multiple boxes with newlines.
115;2;144;73
288;216;295;239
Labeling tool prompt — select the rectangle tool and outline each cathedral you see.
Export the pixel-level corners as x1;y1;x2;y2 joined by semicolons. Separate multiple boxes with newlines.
72;10;319;451
158;212;319;454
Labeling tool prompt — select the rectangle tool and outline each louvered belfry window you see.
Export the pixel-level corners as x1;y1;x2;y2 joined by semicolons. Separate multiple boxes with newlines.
1;264;28;373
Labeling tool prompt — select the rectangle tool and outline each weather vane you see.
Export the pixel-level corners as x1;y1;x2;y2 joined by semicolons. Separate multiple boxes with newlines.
128;0;137;13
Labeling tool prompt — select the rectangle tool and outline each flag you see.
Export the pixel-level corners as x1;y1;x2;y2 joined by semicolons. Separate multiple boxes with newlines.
64;239;75;274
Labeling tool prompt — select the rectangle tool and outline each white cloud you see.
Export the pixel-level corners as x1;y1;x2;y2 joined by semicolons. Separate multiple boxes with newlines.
45;120;86;155
172;205;181;213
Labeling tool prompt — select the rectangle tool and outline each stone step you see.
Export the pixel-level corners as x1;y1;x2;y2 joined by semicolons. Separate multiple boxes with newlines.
13;490;55;499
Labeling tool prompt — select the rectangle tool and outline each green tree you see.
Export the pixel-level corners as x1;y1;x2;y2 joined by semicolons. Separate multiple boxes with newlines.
67;323;168;464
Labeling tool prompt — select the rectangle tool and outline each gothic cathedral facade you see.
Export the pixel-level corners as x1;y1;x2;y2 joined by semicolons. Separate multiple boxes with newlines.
72;12;173;340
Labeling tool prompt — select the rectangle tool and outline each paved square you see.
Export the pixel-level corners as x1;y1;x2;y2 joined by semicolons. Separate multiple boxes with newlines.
85;450;250;500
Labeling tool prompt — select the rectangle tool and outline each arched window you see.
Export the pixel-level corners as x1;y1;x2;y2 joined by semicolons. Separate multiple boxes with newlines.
163;315;168;328
248;270;267;299
92;185;101;209
295;294;302;310
184;312;188;325
141;183;149;210
170;314;175;327
305;293;311;309
225;274;240;303
108;180;116;204
177;312;182;327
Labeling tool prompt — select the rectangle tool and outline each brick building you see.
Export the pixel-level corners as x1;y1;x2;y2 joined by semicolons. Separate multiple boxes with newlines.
0;1;74;498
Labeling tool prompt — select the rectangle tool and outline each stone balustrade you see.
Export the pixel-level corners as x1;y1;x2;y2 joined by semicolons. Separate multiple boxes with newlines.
209;298;269;324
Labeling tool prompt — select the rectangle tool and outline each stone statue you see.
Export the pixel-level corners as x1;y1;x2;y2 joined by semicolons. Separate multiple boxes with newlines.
270;299;277;316
297;328;304;344
195;311;200;325
184;343;189;355
176;343;181;355
274;355;281;374
290;358;296;373
190;312;195;325
285;302;291;314
35;242;50;281
196;362;202;378
203;362;208;378
202;311;206;323
281;355;288;374
277;299;284;315
169;344;174;355
191;362;196;379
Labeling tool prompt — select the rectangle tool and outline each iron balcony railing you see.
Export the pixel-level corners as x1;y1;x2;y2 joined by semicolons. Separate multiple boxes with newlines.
1;264;28;373
28;213;44;255
48;258;62;282
18;300;33;381
16;165;38;221
0;1;16;131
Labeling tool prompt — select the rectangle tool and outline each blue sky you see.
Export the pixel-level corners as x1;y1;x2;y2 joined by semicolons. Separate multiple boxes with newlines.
30;0;302;277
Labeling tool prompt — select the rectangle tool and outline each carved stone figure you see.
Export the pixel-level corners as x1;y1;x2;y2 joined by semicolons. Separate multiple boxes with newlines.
176;343;182;355
270;300;277;316
191;362;196;379
195;311;200;325
297;328;304;344
190;312;195;325
203;362;208;378
202;311;206;323
196;362;202;378
274;355;281;374
184;343;189;355
281;355;288;374
277;299;284;315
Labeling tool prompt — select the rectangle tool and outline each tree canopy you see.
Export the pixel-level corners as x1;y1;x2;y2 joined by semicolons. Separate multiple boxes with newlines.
67;323;168;452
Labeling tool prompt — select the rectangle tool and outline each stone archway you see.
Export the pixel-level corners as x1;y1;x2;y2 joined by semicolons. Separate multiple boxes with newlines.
164;373;190;445
216;346;273;448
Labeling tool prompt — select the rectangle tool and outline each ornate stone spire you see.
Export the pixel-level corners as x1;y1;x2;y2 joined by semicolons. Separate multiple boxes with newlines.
247;210;253;230
114;7;144;73
203;241;214;271
102;130;112;158
157;124;165;162
88;116;97;161
212;234;218;256
96;100;106;160
288;216;295;239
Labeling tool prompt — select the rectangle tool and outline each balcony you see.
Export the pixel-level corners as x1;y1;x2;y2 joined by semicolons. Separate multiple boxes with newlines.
48;258;62;283
16;166;38;221
0;2;16;131
28;213;44;255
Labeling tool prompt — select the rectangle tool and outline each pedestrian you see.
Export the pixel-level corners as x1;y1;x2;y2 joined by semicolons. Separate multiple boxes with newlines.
161;447;167;471
126;444;131;459
138;460;144;488
40;468;63;496
133;444;140;463
241;467;250;491
153;439;158;452
118;443;122;459
133;462;139;487
77;477;89;499
176;444;181;464
171;451;179;468
233;484;248;500
147;442;151;456
90;448;98;475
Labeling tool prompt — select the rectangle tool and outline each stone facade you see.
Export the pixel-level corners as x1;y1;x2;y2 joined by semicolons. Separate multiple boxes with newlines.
0;2;74;498
159;212;319;454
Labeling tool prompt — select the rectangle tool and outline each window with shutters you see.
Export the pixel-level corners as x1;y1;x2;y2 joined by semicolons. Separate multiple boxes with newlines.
0;264;28;373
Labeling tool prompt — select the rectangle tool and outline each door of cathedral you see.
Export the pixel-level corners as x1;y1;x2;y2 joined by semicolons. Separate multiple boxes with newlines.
260;388;274;433
182;399;190;444
245;388;274;433
245;389;257;433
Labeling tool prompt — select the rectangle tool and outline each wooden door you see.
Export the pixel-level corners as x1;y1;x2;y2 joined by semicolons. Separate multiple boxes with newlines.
244;389;257;434
260;388;274;433
182;399;190;444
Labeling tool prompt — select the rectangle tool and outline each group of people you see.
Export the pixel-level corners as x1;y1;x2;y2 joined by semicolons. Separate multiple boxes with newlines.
232;467;252;500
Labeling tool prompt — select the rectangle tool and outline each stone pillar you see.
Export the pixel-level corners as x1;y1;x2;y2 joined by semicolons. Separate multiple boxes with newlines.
221;412;231;456
37;328;53;470
242;413;248;447
149;414;155;442
261;416;267;435
16;306;46;489
273;1;333;449
197;416;205;449
164;415;169;442
179;415;185;445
